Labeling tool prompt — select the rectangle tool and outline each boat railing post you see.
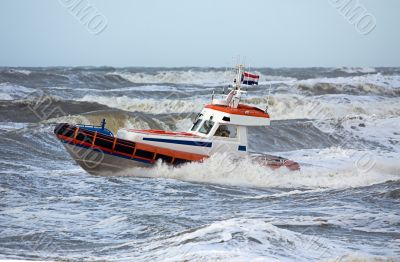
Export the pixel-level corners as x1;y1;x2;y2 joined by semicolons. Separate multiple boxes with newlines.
73;127;79;144
112;137;117;153
91;131;97;148
131;147;137;159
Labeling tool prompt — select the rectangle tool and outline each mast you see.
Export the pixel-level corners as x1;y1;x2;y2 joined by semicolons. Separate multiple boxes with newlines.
234;64;243;90
211;64;248;109
229;64;246;108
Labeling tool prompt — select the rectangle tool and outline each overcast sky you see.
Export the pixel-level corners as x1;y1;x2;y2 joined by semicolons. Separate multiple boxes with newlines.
0;0;399;67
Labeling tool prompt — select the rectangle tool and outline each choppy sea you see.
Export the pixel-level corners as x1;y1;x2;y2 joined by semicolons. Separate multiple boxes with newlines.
0;66;399;261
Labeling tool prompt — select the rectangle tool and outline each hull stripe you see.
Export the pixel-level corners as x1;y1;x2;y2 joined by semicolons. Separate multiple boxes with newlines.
143;137;212;147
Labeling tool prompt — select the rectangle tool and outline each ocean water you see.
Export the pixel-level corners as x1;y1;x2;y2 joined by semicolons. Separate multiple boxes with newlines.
0;67;399;261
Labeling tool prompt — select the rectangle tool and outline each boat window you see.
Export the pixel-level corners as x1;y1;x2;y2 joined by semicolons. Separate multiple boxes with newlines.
194;113;203;122
214;125;237;138
198;120;215;134
191;119;203;131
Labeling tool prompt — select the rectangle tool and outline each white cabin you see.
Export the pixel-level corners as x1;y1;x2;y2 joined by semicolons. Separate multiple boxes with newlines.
117;65;270;157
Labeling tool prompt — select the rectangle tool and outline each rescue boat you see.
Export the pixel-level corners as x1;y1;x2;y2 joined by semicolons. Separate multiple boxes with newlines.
54;65;300;175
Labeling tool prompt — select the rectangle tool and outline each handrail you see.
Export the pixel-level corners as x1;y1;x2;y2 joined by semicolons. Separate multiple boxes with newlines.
56;123;207;164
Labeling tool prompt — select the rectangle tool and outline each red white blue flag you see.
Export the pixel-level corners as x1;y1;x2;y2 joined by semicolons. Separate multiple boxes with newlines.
241;72;259;85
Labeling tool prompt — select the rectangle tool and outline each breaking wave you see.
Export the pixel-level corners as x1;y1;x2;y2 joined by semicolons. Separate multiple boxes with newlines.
78;94;204;114
45;111;173;133
107;70;296;86
76;93;400;121
0;83;36;100
107;70;236;86
336;67;377;74
133;218;340;261
116;150;400;189
295;73;400;96
246;94;400;120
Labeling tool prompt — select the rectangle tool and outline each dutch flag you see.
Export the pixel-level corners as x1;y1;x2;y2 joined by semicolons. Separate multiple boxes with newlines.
241;72;260;85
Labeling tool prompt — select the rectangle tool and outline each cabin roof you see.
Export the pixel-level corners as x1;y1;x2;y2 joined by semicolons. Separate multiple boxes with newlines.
205;104;269;118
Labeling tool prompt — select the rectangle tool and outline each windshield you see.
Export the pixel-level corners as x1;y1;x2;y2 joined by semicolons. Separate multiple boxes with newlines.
191;119;203;131
198;120;215;134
